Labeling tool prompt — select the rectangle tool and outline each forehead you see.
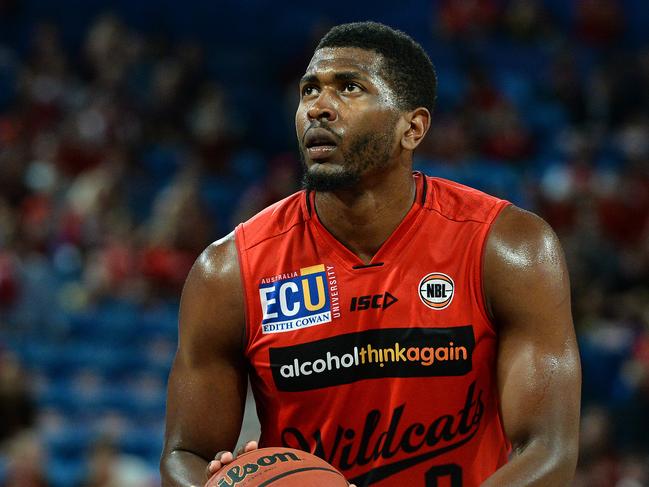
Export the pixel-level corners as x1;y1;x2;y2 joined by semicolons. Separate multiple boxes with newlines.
304;47;384;79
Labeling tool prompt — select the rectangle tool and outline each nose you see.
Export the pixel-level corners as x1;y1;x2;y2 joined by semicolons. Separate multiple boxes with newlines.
306;91;338;122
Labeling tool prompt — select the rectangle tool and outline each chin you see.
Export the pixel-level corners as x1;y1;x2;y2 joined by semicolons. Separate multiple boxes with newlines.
302;164;359;191
307;161;344;173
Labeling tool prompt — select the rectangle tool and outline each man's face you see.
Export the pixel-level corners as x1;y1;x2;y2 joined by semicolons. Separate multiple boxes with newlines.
295;47;402;191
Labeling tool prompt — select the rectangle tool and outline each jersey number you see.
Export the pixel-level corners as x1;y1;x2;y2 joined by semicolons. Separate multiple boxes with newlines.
425;463;463;487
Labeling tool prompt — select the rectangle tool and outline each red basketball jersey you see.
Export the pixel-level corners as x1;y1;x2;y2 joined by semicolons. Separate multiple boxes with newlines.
234;173;511;487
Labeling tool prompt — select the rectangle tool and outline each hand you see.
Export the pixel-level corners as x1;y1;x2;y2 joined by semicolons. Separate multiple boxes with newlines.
205;441;356;487
206;440;258;478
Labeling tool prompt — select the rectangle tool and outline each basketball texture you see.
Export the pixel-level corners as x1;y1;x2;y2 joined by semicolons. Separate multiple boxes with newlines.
205;447;349;487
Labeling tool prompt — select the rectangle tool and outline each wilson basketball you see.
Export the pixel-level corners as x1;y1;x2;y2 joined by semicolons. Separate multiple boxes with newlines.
205;447;349;487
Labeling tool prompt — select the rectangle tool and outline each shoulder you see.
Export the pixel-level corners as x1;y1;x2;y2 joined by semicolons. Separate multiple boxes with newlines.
189;232;240;291
425;176;509;225
486;205;564;272
179;232;244;355
483;205;569;322
236;190;308;251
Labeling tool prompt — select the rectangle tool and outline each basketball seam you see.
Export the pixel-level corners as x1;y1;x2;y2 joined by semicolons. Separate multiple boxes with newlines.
257;466;347;486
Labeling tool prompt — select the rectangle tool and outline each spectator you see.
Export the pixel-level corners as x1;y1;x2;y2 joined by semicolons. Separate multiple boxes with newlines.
2;431;49;487
576;0;624;45
78;436;155;487
0;351;34;444
503;0;554;42
436;0;500;39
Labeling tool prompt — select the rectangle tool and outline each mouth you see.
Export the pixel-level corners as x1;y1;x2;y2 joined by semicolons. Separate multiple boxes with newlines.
304;128;339;161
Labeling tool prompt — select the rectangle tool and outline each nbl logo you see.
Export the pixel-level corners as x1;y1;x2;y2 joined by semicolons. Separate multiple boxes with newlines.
418;272;455;310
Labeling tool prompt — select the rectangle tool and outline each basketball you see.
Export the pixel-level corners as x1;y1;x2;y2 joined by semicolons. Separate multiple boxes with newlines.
205;447;349;486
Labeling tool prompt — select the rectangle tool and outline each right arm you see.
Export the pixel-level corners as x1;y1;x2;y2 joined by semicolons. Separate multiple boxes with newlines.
160;233;248;487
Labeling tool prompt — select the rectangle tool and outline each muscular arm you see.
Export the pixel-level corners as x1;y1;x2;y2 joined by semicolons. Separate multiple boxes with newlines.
161;233;247;487
482;206;581;486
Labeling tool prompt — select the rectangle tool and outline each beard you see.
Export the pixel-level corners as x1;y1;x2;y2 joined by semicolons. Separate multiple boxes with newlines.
299;126;396;192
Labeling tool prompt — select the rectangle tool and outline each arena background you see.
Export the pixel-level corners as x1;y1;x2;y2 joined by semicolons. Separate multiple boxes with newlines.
1;0;649;485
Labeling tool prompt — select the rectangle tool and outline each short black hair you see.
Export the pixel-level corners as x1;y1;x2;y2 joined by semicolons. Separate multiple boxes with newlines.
316;21;437;114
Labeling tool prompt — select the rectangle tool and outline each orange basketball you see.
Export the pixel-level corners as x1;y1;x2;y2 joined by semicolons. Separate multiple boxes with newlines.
205;447;349;487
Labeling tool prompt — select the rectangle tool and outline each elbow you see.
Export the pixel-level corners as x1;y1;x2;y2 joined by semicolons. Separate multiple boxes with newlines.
159;449;184;487
544;422;580;483
159;451;173;487
159;447;209;487
518;436;580;485
552;438;579;484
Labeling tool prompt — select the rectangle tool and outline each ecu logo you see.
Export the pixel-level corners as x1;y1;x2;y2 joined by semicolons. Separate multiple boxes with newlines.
259;264;332;333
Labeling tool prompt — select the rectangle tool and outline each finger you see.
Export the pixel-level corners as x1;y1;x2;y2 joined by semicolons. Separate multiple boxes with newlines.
243;440;258;452
236;440;258;456
206;460;220;476
206;451;234;475
214;450;233;462
218;451;234;464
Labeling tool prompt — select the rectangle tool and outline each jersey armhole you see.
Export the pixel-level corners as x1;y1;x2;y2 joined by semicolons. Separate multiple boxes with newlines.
234;224;253;355
477;201;512;335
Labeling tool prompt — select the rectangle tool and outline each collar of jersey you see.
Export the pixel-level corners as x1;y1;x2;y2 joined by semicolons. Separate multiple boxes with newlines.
304;172;428;270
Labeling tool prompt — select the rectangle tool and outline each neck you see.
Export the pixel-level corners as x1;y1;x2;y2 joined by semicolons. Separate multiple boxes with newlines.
313;164;416;264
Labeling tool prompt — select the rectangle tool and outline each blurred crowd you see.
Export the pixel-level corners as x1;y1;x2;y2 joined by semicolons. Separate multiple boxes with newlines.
0;0;649;486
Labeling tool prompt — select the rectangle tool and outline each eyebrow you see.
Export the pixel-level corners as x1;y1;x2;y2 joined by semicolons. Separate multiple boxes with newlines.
299;71;369;85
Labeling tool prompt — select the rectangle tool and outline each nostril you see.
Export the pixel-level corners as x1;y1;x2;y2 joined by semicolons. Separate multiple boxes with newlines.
307;103;337;122
319;109;335;121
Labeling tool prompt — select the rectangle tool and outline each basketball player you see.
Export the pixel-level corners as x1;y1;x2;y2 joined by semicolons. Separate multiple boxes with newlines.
161;22;581;486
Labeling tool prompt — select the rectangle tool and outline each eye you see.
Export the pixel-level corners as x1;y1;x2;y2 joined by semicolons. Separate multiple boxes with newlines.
342;82;362;93
301;85;319;97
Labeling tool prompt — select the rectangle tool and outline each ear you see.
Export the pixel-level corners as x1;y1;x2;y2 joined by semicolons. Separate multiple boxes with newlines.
400;108;431;151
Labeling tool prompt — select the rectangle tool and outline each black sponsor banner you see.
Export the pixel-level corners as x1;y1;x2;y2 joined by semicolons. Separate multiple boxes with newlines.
269;326;474;392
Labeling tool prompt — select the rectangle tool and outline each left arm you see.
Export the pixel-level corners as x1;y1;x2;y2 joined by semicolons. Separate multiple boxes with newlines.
482;206;581;486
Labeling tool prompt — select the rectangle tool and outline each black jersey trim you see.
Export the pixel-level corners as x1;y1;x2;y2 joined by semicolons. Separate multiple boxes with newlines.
420;173;428;206
351;263;384;269
305;189;313;217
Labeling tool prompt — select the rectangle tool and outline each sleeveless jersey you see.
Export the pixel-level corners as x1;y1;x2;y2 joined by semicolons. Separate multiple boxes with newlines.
234;173;511;487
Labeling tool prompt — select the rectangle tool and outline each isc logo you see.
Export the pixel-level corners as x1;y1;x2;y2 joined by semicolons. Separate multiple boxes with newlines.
259;264;332;334
350;292;398;311
418;273;455;310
